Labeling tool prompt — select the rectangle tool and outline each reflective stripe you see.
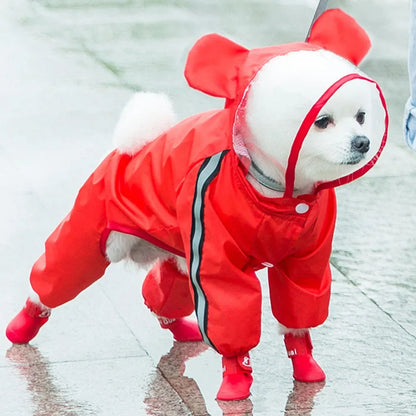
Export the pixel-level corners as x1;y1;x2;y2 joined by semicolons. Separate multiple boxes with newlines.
189;150;228;350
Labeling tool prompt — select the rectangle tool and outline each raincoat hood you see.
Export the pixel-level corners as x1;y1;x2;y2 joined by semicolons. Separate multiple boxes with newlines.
184;9;388;197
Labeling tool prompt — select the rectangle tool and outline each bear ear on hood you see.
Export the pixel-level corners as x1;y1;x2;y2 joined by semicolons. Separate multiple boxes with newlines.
306;8;371;65
184;33;249;99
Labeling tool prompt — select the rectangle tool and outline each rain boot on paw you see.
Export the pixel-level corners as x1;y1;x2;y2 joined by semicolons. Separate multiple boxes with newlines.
216;353;253;401
158;316;202;342
6;298;51;344
284;332;325;382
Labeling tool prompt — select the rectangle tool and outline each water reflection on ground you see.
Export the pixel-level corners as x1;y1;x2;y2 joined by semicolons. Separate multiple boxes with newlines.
284;380;325;415
7;342;326;416
6;344;93;416
145;340;324;416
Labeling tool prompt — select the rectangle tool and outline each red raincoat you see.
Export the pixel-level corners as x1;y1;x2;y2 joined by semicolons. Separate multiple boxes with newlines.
30;9;388;357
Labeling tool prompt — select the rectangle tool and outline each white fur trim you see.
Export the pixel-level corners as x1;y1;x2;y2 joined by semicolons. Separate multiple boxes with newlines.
29;290;50;311
29;291;41;304
278;324;309;336
113;92;176;155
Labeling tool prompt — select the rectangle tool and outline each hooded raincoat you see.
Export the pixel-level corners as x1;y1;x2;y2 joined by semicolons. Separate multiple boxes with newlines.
30;9;388;357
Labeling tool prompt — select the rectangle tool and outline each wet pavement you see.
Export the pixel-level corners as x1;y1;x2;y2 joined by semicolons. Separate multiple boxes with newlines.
1;0;416;415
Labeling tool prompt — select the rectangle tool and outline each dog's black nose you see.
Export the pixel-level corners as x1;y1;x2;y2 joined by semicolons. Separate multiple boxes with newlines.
351;135;370;154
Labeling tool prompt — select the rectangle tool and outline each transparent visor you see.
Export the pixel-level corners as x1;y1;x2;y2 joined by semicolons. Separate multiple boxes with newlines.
232;74;387;195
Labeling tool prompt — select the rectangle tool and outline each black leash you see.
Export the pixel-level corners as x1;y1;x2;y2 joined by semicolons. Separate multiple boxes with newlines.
305;0;329;40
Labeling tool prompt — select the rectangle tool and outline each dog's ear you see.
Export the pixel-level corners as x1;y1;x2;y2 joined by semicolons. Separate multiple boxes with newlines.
184;33;249;99
307;9;371;65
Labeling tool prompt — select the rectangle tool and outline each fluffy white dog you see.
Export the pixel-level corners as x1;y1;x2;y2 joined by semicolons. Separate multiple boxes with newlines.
6;9;388;403
106;50;385;257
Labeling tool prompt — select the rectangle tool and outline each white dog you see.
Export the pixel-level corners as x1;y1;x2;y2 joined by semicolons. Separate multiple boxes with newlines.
105;50;386;266
243;50;386;198
6;12;388;402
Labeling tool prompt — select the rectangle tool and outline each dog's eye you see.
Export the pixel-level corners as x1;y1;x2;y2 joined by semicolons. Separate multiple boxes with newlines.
356;111;366;125
314;115;333;129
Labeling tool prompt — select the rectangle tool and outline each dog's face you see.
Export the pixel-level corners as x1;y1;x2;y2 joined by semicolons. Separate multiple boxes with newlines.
243;50;385;195
298;78;385;187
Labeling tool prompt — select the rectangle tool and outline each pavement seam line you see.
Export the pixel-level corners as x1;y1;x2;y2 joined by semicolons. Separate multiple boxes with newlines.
99;286;155;361
331;262;416;340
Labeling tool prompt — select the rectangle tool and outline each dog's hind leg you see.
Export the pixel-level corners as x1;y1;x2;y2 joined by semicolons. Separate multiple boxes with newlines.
106;231;201;342
142;258;202;342
5;292;51;344
6;162;112;344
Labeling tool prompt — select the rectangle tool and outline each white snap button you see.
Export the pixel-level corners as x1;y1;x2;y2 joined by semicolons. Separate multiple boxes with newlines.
295;203;309;214
262;262;274;268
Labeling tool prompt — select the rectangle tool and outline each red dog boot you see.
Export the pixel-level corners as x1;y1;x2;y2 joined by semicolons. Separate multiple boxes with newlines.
158;316;202;342
216;353;253;401
6;298;51;344
284;332;325;382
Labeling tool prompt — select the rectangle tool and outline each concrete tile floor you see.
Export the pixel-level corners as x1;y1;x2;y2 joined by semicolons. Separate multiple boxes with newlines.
1;0;415;415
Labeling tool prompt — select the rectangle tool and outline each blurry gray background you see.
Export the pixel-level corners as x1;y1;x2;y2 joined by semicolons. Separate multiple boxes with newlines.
1;1;415;415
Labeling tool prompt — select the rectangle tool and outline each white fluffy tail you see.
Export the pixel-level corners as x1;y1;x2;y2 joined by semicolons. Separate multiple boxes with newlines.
113;92;176;155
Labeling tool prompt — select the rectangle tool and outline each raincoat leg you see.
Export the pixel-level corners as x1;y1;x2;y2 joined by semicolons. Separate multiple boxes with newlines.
194;269;261;401
267;266;331;329
192;267;262;357
268;267;328;382
142;258;194;318
142;258;202;341
30;172;110;309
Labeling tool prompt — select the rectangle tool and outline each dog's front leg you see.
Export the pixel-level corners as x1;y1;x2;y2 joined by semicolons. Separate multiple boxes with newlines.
280;326;325;382
6;292;51;344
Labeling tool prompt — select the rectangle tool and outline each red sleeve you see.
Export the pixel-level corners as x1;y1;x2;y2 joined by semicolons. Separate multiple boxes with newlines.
178;151;262;356
267;190;337;329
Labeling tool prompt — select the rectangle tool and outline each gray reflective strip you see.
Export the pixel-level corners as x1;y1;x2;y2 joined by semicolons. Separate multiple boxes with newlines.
190;151;226;349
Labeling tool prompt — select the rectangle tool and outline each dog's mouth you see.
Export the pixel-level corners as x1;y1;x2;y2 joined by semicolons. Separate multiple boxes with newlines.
341;152;366;165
